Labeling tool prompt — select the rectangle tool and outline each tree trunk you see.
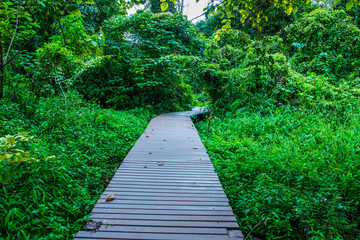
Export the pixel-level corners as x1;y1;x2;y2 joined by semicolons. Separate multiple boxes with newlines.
0;31;4;100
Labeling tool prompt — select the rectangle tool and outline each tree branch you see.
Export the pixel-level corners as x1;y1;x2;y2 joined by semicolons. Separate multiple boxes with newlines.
56;15;67;45
189;12;206;22
5;0;20;61
4;31;36;67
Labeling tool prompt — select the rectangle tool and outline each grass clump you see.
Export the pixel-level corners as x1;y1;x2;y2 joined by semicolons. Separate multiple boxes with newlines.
0;94;150;239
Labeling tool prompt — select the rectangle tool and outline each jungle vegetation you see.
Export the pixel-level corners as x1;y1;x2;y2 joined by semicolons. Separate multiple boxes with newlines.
1;0;360;239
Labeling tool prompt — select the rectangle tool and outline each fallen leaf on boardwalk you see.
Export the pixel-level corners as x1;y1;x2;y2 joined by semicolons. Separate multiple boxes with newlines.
157;162;164;166
84;220;102;231
144;166;147;168
146;136;149;138
193;147;198;149
149;152;152;154
105;194;116;201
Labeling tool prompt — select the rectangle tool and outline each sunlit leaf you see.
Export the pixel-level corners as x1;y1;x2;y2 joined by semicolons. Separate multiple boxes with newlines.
160;2;168;11
346;1;354;10
285;6;293;15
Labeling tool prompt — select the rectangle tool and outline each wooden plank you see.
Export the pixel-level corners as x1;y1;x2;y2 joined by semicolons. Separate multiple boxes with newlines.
95;225;227;234
95;200;230;206
116;168;216;173
114;170;218;175
104;188;225;194
108;180;222;186
91;208;235;216
106;184;224;190
89;219;240;228
112;175;220;180
99;195;227;202
94;204;232;211
89;213;237;222
104;187;226;197
75;232;232;240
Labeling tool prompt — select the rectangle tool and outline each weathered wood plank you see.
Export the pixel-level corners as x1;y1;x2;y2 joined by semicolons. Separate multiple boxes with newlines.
94;204;232;211
91;208;235;216
94;225;227;234
75;232;233;240
89;213;237;222
95;199;230;206
98;195;227;202
88;219;240;228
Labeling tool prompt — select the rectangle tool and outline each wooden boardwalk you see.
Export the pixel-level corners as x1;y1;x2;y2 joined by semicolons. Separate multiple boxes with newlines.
75;108;243;240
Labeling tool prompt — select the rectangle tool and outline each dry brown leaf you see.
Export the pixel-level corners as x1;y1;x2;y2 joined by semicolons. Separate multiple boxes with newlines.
157;162;164;166
105;194;116;201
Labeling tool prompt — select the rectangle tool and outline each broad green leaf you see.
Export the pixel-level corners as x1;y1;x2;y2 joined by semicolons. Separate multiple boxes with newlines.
76;0;82;5
85;0;95;3
161;2;168;11
334;0;341;4
169;0;176;4
346;1;354;10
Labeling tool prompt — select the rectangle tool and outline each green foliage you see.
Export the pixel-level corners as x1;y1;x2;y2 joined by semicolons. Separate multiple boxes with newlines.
107;12;204;58
202;30;301;112
34;15;99;97
197;107;360;239
75;12;204;111
201;28;360;115
197;3;299;38
0;95;149;239
284;8;360;84
80;0;125;34
334;1;360;27
0;133;45;185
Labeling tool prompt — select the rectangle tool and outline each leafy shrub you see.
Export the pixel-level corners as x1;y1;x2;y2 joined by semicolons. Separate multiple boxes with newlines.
284;8;360;84
75;11;204;112
0;95;149;239
34;15;99;98
202;32;300;112
197;107;360;239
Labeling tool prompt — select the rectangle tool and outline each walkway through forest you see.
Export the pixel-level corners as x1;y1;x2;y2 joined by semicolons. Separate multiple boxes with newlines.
75;108;243;240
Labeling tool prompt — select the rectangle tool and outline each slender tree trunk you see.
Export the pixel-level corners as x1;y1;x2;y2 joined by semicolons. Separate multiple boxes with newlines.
0;31;4;100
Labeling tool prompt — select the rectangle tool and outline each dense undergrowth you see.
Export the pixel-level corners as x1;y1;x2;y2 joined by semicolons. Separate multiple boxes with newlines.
2;1;360;239
197;107;360;239
196;7;360;239
0;94;150;239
